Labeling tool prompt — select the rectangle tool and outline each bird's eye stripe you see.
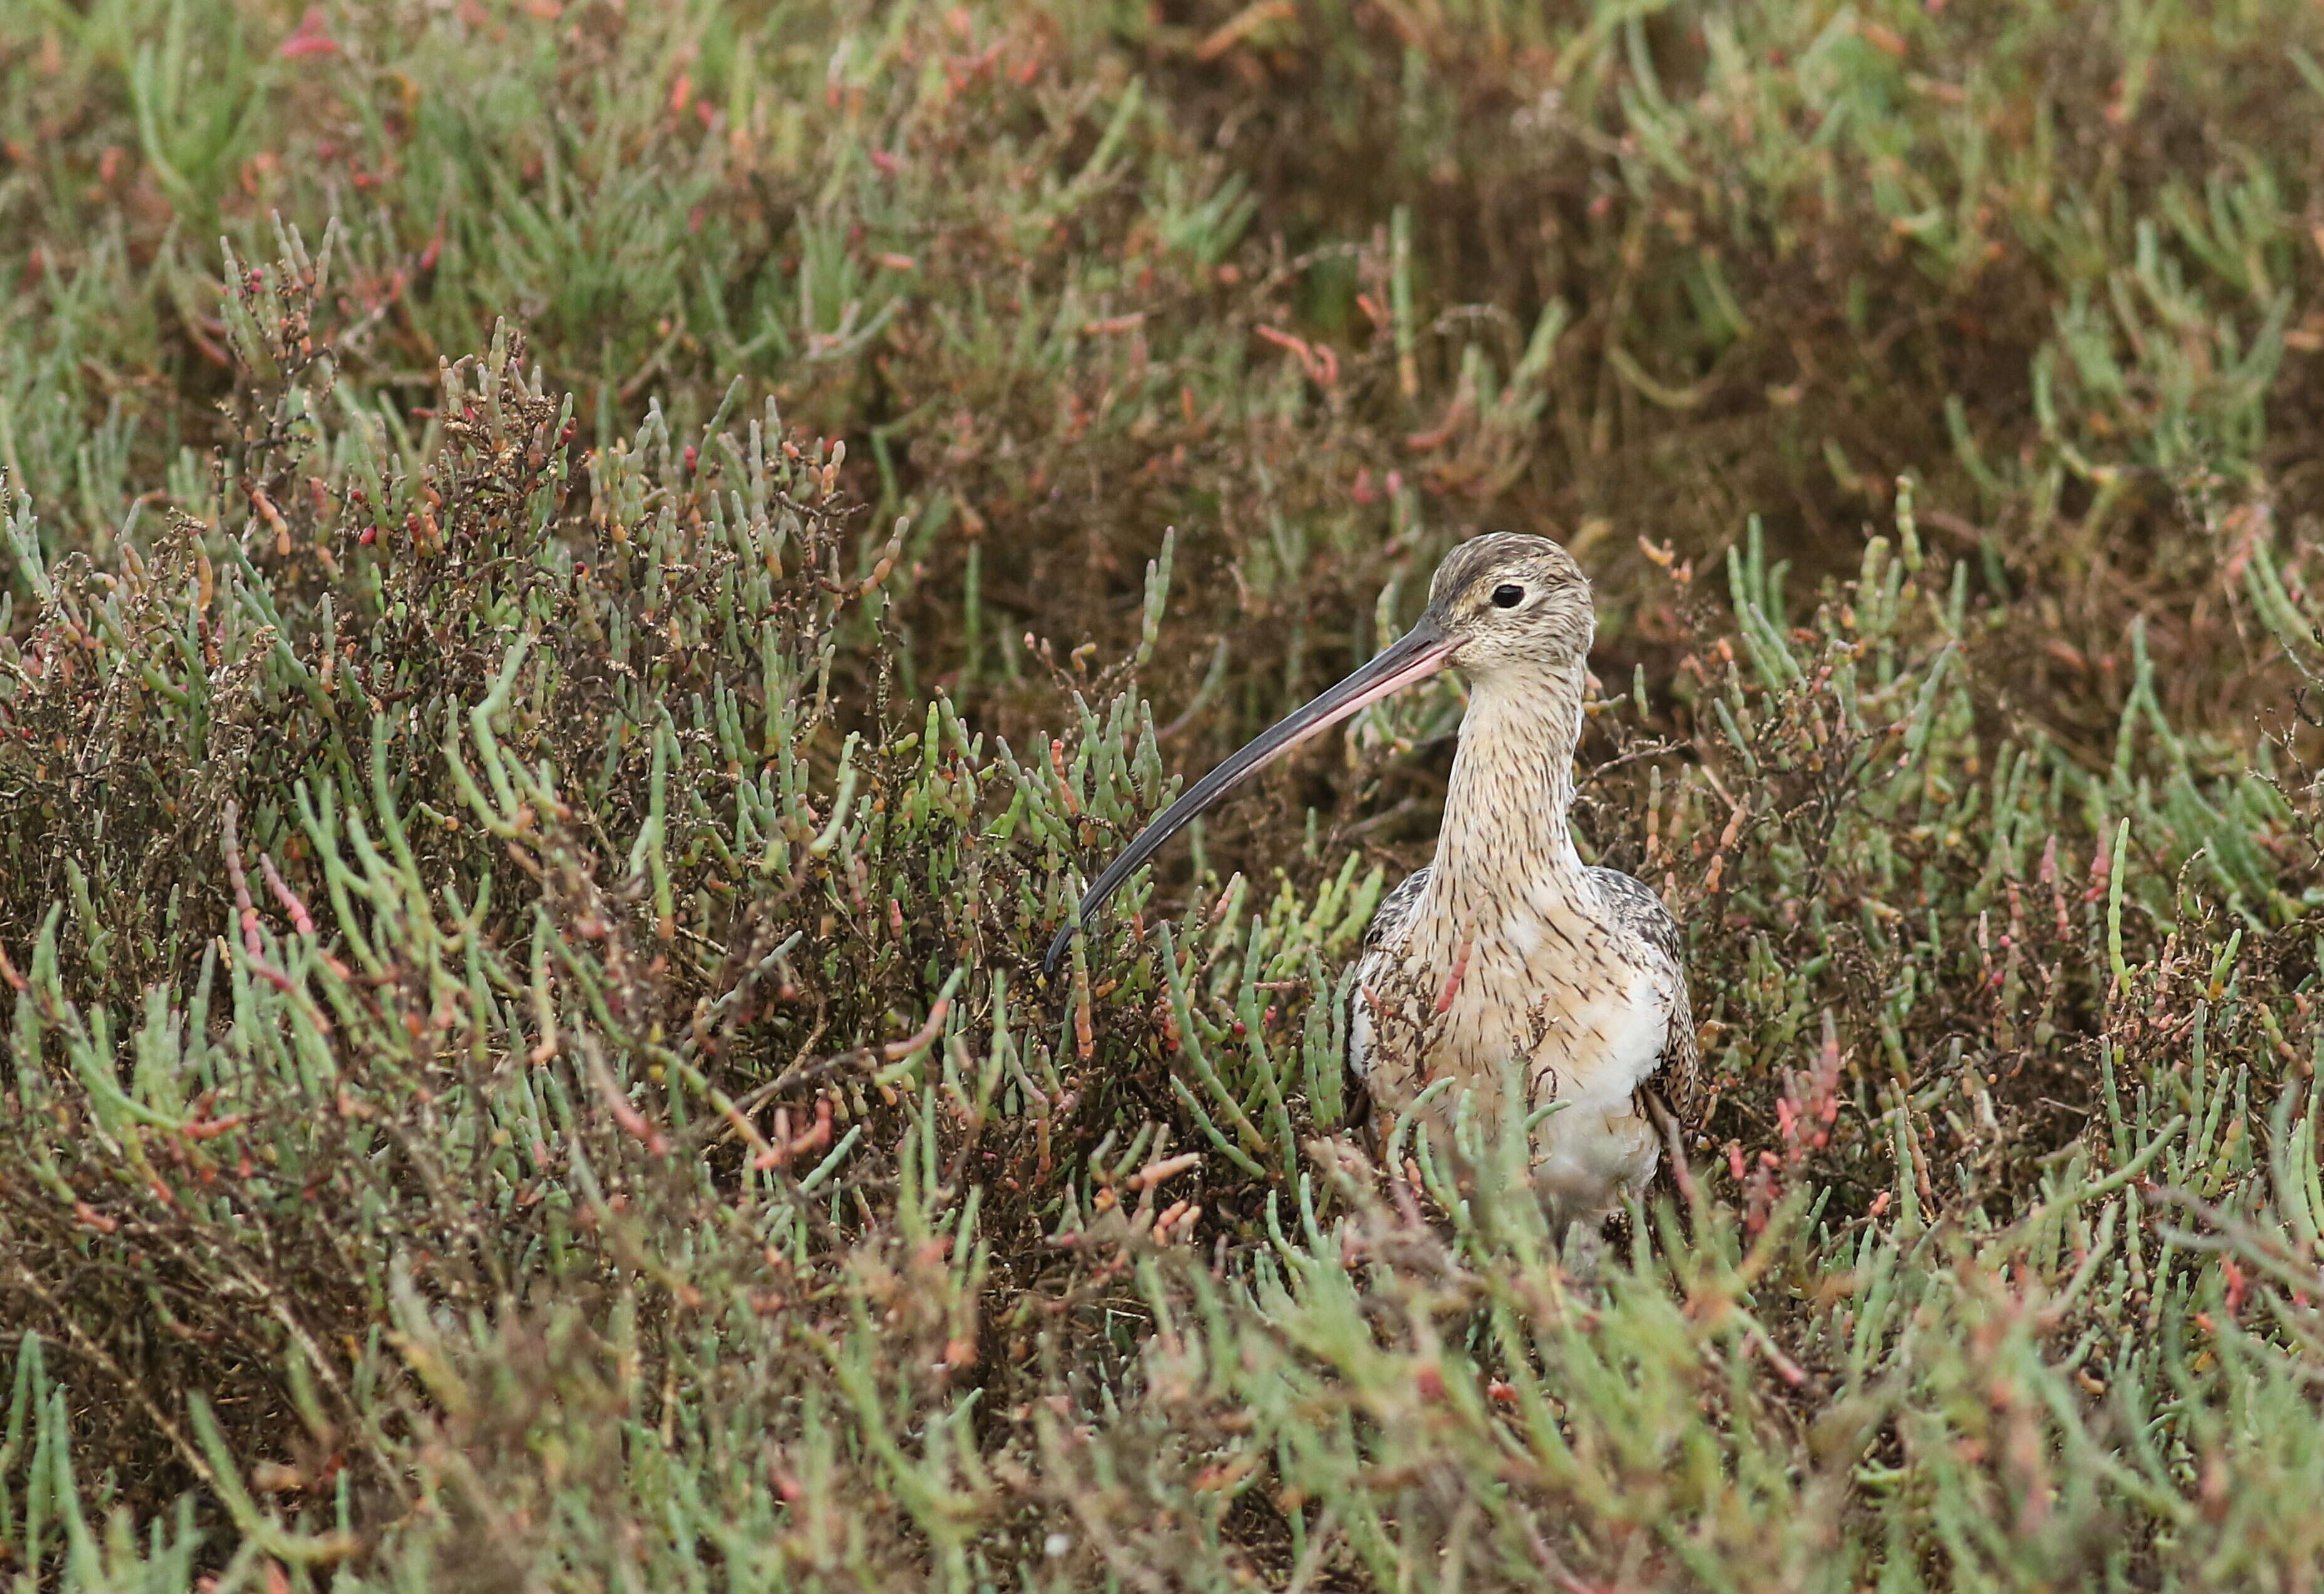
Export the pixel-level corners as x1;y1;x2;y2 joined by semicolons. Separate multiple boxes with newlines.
1491;584;1524;609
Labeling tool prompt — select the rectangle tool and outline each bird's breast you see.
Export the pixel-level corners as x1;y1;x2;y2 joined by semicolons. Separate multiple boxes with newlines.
1447;943;1668;1104
1355;888;1672;1113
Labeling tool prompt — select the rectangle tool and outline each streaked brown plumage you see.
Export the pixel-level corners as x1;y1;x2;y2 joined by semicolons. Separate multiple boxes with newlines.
1049;533;1694;1226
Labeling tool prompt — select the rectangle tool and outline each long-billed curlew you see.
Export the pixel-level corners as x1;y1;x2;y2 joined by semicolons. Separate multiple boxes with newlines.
1046;533;1694;1228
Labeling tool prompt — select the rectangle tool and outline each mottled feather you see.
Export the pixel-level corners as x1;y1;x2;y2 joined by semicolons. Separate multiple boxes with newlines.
1347;866;1431;1089
1361;867;1432;957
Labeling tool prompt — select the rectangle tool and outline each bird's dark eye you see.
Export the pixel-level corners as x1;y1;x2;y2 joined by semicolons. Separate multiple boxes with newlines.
1491;584;1524;609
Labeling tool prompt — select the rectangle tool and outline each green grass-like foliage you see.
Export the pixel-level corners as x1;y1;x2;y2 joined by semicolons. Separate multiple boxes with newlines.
3;1;2323;1590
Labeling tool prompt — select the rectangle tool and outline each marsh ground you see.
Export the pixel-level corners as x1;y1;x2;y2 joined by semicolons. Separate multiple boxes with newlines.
3;2;2323;1589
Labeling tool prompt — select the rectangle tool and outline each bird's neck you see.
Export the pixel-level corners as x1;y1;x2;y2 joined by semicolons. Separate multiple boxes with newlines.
1431;663;1586;901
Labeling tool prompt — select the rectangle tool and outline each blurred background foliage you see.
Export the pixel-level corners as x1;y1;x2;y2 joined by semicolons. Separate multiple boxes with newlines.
1;0;2321;1588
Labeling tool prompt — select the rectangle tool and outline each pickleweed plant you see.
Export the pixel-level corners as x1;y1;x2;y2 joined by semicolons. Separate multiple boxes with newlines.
3;2;2322;1588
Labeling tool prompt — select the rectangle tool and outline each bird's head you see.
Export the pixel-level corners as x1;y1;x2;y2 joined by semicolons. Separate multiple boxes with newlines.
1418;532;1595;682
1044;532;1595;973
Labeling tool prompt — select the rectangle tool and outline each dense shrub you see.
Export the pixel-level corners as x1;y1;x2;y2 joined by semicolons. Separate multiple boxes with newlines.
2;2;2321;1589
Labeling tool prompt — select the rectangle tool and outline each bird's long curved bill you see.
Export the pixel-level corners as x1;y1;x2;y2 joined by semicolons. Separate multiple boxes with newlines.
1044;617;1455;974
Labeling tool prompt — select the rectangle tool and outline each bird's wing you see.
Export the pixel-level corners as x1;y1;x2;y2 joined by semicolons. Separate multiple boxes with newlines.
1346;866;1431;1094
1586;866;1699;1123
1657;964;1700;1126
1361;865;1432;955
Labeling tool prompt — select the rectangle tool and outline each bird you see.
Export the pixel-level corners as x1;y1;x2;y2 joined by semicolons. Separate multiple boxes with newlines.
1045;533;1694;1229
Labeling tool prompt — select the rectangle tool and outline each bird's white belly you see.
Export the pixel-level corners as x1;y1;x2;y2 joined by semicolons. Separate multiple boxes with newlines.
1523;975;1667;1213
1523;965;1670;1101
